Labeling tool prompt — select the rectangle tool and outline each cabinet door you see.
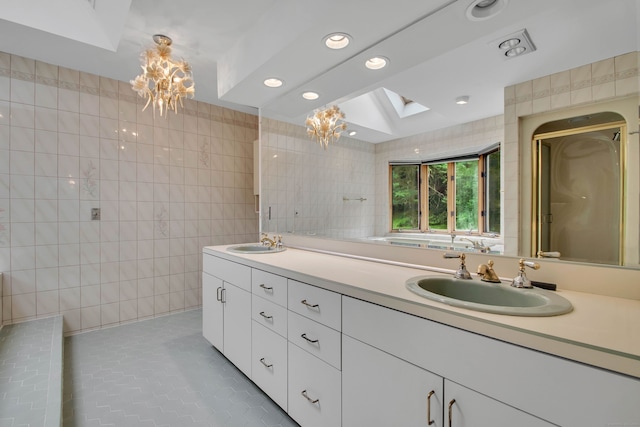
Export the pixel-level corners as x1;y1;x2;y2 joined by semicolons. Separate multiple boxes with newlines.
223;281;252;377
202;272;223;351
343;335;444;427
444;380;553;427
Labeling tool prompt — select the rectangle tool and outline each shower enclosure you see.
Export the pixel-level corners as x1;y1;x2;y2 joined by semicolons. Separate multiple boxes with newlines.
533;115;625;265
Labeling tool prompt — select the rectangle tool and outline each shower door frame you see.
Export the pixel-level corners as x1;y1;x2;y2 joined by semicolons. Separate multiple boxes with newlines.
531;121;627;265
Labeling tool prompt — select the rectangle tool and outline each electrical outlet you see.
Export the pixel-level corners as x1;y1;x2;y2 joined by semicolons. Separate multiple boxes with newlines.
91;208;101;220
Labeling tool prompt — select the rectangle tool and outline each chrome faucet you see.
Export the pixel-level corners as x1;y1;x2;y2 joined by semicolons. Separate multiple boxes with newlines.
511;258;540;288
443;252;472;279
476;260;501;283
462;238;489;253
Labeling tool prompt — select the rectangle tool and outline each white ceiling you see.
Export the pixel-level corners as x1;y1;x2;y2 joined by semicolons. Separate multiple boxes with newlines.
0;0;638;142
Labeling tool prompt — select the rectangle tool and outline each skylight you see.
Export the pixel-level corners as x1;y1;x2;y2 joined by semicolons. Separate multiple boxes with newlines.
382;88;429;118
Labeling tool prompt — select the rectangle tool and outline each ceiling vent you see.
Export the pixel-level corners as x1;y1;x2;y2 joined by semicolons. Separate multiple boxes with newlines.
494;29;536;59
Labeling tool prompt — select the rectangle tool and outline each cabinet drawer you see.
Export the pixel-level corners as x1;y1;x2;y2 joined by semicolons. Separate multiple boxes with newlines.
252;269;287;307
252;322;288;411
203;254;251;291
288;342;341;427
288;280;341;331
252;295;288;338
288;311;341;370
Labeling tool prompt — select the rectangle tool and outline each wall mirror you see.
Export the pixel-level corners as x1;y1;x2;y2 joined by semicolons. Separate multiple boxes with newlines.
257;0;640;270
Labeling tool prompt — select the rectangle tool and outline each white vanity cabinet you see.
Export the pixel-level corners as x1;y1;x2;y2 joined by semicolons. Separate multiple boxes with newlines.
202;254;252;377
250;269;288;410
342;295;640;427
287;279;342;427
443;381;552;427
343;334;445;426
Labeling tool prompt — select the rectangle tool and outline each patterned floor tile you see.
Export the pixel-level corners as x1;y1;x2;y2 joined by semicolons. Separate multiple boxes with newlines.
62;310;299;427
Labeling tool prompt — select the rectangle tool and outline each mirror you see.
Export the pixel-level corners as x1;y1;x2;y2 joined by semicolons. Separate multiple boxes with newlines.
257;1;640;269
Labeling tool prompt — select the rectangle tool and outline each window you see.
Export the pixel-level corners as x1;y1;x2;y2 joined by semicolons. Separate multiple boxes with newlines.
389;145;500;235
390;164;420;229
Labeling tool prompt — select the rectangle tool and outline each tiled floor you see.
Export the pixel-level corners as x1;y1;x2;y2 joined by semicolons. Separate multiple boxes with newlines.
0;315;63;427
62;309;299;427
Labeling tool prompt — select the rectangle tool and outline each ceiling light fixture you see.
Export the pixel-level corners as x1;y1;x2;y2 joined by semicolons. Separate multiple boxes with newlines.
365;56;388;70
302;91;319;100
456;96;470;105
264;78;284;88
495;29;536;59
305;105;347;150
466;0;508;21
130;35;195;117
324;33;351;49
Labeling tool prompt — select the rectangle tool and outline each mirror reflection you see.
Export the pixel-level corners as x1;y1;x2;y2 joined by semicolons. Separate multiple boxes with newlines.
258;1;640;269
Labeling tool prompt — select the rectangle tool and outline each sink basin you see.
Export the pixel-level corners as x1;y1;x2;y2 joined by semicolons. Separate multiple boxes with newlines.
405;276;573;316
226;244;286;254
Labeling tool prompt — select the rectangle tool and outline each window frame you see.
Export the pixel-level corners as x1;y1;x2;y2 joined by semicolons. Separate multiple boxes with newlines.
389;145;500;236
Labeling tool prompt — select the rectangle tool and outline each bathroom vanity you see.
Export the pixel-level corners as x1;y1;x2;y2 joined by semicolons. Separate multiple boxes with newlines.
202;245;640;427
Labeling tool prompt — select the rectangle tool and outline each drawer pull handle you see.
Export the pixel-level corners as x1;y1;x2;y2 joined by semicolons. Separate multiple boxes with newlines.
301;299;319;309
220;288;226;304
301;390;319;404
259;311;273;320
448;399;456;427
427;390;435;425
301;333;319;344
216;287;222;302
259;284;273;291
259;358;273;368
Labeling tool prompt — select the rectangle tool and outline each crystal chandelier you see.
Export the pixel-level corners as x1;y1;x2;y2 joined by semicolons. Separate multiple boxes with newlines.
130;34;195;117
305;105;347;150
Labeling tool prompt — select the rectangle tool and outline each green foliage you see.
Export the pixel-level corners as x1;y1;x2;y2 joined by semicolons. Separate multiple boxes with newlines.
391;165;419;229
455;161;478;231
428;163;448;229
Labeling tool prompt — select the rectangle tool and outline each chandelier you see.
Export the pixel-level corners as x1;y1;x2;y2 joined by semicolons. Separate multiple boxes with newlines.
130;34;195;117
305;105;347;150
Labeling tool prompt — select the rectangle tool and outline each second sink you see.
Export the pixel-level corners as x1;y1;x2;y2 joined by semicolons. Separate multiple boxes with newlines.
405;276;573;316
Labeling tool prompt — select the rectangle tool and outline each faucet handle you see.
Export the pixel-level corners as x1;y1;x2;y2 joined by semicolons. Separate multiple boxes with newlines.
511;259;540;288
443;252;472;279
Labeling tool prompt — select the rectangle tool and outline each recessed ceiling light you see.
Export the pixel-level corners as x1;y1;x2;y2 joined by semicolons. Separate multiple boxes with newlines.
324;33;351;49
505;46;526;57
495;29;536;59
466;0;508;21
456;96;470;105
348;131;357;136
498;38;520;50
263;78;283;88
365;56;388;70
302;91;319;100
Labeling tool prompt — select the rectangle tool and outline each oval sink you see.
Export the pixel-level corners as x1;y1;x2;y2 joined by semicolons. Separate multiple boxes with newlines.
227;244;286;254
405;276;573;316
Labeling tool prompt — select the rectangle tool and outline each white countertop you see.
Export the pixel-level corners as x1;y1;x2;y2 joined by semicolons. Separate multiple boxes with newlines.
204;245;640;379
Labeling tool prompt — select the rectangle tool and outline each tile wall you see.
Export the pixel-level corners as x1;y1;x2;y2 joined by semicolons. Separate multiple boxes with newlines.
503;51;640;257
0;52;259;333
260;117;376;239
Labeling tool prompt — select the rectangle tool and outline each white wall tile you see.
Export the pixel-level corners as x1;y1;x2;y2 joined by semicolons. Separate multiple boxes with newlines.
2;51;258;330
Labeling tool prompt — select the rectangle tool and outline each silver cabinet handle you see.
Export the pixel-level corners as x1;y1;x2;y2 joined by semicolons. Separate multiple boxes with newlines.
216;287;222;302
427;390;435;425
301;299;319;309
259;358;273;368
259;311;273;320
220;288;226;304
301;333;319;344
301;390;319;404
448;399;456;427
259;284;273;292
